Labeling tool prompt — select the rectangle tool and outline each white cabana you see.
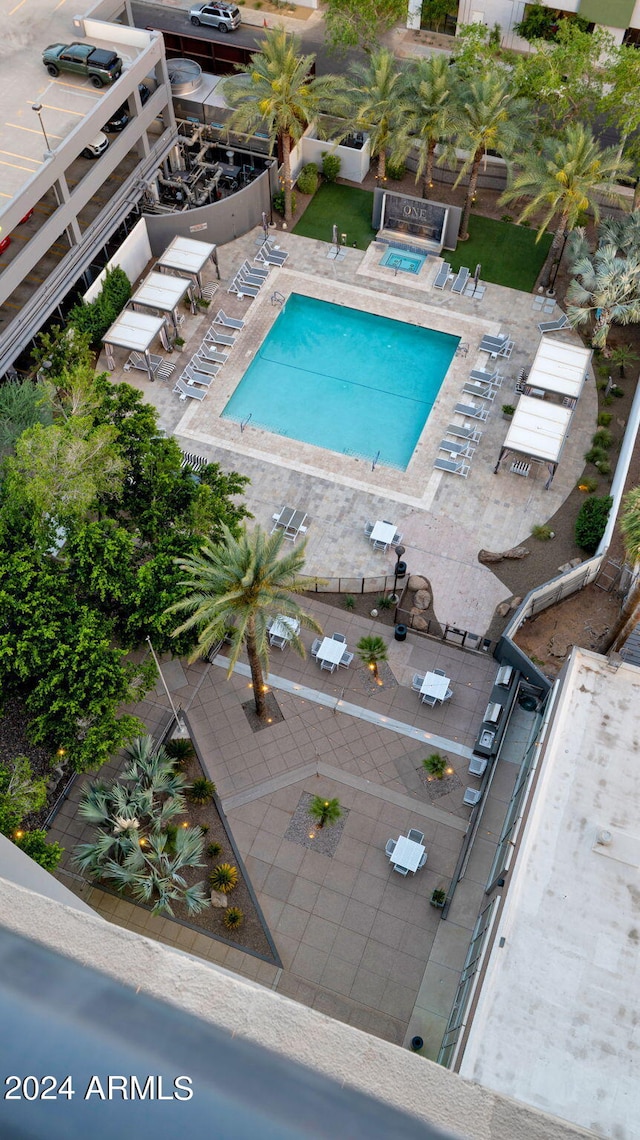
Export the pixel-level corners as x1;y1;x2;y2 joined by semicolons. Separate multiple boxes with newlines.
157;235;219;294
102;309;170;381
493;396;573;488
129;271;194;334
525;337;592;403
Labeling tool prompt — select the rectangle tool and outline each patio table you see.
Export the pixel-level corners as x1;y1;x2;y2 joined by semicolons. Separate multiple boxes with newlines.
420;672;450;702
316;637;346;671
391;835;426;873
370;520;396;549
268;616;300;643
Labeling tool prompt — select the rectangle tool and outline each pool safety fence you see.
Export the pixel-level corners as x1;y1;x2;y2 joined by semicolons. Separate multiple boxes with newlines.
394;605;495;655
306;575;399;596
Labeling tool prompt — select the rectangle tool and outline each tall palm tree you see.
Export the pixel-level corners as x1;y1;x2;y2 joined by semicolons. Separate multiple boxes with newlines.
348;48;404;183
222;27;344;224
449;74;530;241
394;55;456;199
356;635;388;684
500;124;631;287
565;232;640;350
167;525;323;721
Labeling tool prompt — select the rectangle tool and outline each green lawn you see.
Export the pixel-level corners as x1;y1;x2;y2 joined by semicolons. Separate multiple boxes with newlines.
292;183;376;250
447;215;553;292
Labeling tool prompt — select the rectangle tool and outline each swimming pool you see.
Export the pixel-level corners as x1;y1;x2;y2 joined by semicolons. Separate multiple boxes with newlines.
222;294;459;470
380;247;426;274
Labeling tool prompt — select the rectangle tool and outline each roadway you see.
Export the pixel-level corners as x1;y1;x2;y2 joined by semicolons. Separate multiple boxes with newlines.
130;1;366;75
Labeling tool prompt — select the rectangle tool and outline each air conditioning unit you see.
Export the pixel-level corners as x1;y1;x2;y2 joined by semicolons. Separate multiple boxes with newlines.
495;665;514;689
484;702;503;725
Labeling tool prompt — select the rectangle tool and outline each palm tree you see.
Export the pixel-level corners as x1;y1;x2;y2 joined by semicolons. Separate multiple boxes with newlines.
356;635;388;684
565;234;640;350
222;27;344;224
348;49;404;183
308;795;342;829
394;55;455;199
500;124;631;287
167;524;322;721
74;737;208;916
602;488;640;653
449;73;530;241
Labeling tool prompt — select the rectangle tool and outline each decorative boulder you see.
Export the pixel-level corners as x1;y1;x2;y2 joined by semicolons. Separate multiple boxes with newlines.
414;589;432;610
408;575;429;591
410;610;429;631
210;891;228;909
478;550;504;564
502;546;530;560
496;602;511;617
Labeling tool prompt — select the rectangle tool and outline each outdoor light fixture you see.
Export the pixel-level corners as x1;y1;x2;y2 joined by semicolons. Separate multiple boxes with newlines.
390;544;406;603
32;103;52;154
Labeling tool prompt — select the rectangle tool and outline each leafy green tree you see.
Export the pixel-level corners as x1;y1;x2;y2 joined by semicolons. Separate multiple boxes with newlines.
308;795;342;829
604;488;640;652
30;324;92;379
600;44;640;169
0;756;47;834
574;495;612;553
513;23;611;132
514;3;589;43
356;634;388;683
68;266;132;346
348;49;404;182
324;0;405;51
9;418;123;523
75;738;208;916
394;55;455;198
566;232;640;350
420;0;457;33
0;379;53;460
500;123;630;287
449;73;530;241
168;525;322;721
223;28;345;224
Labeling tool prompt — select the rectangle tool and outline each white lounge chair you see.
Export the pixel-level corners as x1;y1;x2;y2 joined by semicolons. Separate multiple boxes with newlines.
205;328;235;348
181;365;214;389
446;423;481;443
214;310;245;330
228;276;259;299
240;259;269;280
433;262;450;289
199;343;228;364
174;378;206;401
238;267;265;288
451;267;469;294
538;315;570;333
434;457;470;477
256;245;288;267
455;402;489;422
470;368;497;384
463;383;494;402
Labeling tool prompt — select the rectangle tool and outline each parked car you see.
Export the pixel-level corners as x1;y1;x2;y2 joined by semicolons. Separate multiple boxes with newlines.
42;42;122;87
81;132;110;159
188;3;241;32
103;83;151;132
0;235;11;256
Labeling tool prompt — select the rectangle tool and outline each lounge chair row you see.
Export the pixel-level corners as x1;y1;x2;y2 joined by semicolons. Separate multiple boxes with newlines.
173;311;245;400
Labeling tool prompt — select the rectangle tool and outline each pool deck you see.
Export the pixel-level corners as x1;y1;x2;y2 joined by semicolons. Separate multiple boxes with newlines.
99;227;597;634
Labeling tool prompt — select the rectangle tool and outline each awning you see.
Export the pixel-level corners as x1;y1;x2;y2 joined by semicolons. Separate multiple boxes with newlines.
130;271;194;333
157;235;219;289
526;337;591;401
493;396;573;488
102;309;170;380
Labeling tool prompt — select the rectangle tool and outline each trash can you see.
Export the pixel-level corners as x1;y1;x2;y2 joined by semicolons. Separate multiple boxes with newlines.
394;624;407;642
395;560;407;578
410;1036;424;1052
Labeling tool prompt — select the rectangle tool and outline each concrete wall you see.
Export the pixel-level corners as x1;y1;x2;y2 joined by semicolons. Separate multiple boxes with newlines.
290;134;371;185
144;164;277;255
82;218;152;302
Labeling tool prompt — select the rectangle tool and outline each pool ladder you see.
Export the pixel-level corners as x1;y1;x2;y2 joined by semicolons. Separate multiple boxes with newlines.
271;291;285;307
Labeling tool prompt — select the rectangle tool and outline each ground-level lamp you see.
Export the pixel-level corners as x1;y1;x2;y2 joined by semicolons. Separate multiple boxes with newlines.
390;544;406;603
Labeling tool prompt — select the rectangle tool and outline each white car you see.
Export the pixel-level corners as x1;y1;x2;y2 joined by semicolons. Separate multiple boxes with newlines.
189;3;241;31
82;131;109;159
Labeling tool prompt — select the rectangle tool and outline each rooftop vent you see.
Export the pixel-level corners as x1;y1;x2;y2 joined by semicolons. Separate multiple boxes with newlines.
484;702;503;725
168;58;203;95
495;665;514;688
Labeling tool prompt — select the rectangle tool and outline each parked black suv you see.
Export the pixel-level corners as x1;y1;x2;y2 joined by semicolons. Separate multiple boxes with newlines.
103;83;151;132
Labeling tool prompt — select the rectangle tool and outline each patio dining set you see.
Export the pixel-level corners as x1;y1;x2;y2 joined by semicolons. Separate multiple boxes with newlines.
385;829;427;876
364;519;403;552
411;668;453;707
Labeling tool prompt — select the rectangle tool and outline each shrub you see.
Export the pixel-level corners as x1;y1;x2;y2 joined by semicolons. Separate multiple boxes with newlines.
322;152;341;182
585;446;608;467
272;190;296;216
223;906;244;930
592;428;612;449
386;159;406;181
577;476;599;493
597;412;613;427
422;753;448;779
14;829;63;872
68;266;131;346
594;457;611;475
207;841;222;859
308;796;342;829
343;594;355;610
210;863;238;893
532;524;554;540
165;738;195;766
502;404;516;416
575;495;612;553
431;888;447;907
200;824;209;835
188;777;216;804
376;594;393;610
501;214;513;223
296;163;319;195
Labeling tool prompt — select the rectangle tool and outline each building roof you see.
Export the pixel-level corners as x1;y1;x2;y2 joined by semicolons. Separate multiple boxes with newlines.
459;648;640;1140
526;337;592;400
503;395;572;463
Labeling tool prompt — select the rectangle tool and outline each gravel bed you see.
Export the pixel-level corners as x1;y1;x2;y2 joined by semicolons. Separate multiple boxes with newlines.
283;791;349;858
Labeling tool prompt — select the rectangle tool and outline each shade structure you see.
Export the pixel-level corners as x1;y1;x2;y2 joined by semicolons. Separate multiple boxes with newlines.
156;236;218;291
102;309;169;380
130;271;194;333
494;396;573;488
526;337;591;401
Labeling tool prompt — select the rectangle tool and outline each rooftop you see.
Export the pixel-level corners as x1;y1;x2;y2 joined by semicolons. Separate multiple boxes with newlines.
459;648;640;1140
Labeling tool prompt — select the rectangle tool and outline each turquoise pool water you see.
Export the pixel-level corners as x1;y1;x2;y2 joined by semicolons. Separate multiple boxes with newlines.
380;247;426;274
222;294;459;470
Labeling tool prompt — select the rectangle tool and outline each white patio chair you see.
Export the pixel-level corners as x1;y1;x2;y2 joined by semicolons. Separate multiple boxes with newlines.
443;688;454;701
408;829;424;844
364;521;374;537
339;651;354;668
385;839;396;857
411;674;425;692
393;864;409;876
310;638;322;658
320;659;336;672
433;668;446;677
421;693;438;707
331;633;346;643
417;853;427;870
